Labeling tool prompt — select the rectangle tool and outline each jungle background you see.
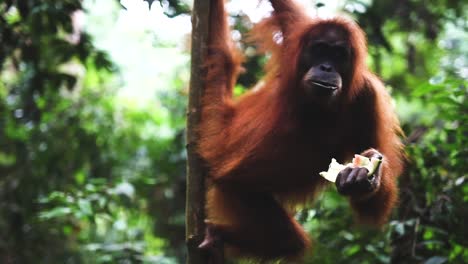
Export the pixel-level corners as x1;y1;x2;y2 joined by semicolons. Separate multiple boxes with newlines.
0;0;466;263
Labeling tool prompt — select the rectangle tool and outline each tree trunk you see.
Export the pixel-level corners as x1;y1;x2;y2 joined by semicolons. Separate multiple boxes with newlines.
186;1;223;264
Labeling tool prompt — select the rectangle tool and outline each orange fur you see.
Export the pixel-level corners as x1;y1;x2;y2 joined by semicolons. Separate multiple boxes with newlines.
198;0;404;260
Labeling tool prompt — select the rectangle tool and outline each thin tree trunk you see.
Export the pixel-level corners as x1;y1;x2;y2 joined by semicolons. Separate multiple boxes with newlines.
186;1;223;264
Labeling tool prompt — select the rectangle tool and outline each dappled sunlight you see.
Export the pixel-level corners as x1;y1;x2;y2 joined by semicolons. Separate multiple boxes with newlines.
84;0;191;103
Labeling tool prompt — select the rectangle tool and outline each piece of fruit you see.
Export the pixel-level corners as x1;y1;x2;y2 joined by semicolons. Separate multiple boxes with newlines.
319;154;382;183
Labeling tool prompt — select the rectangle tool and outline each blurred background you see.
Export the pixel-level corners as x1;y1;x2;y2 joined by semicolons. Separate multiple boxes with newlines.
0;0;466;263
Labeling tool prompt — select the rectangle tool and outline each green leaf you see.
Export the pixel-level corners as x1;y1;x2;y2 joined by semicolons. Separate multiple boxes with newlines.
78;198;93;216
0;152;16;166
38;207;72;220
424;256;447;264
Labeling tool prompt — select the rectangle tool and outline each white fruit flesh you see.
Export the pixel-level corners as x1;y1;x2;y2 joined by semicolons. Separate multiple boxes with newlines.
319;154;382;183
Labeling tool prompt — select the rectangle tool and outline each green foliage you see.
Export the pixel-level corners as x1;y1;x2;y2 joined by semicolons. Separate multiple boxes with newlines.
0;0;186;262
302;190;393;264
143;0;190;16
399;75;467;263
0;0;466;263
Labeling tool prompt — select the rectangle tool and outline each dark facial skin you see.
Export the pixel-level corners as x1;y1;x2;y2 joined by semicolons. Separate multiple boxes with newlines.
299;29;352;106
